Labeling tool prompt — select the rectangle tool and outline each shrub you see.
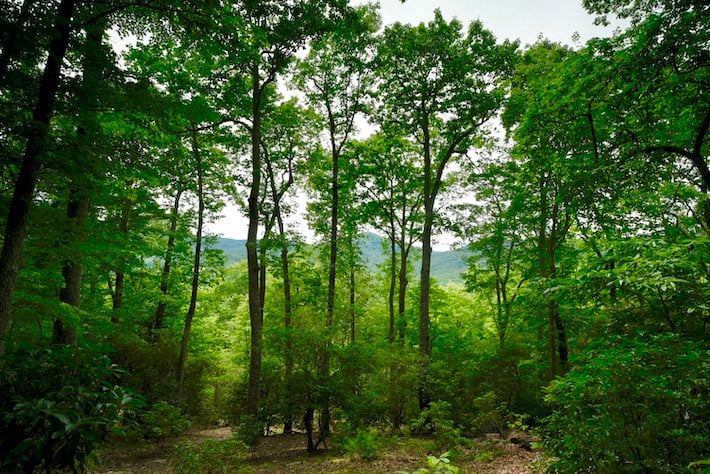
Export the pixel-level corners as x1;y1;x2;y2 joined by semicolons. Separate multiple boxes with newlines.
544;333;709;473
140;401;190;440
341;426;380;460
412;401;467;452
172;437;246;474
398;452;460;474
234;415;263;447
471;391;507;436
0;344;142;473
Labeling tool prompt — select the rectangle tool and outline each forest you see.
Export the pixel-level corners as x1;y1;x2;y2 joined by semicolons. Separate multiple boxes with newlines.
0;0;708;472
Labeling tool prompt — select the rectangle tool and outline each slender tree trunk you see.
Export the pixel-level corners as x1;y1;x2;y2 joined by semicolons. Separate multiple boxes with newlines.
53;193;89;345
418;117;433;412
320;110;341;442
0;0;75;350
495;278;505;349
280;237;294;433
111;193;130;322
246;67;263;420
388;226;396;344
177;129;205;393
53;14;105;345
305;407;316;452
349;258;356;344
398;243;409;345
264;143;295;433
152;188;182;342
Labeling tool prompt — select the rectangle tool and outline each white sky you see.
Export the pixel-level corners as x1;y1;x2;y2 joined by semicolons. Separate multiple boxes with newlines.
207;0;622;247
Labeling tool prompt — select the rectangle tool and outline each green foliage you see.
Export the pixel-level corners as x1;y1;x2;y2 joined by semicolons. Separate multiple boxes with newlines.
172;437;246;474
544;333;710;473
234;415;263;447
412;401;467;452
399;451;460;474
340;426;380;460
137;401;190;440
0;345;142;473
471;391;508;436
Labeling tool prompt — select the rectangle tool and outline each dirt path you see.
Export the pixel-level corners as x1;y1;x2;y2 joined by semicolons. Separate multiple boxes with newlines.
93;428;543;473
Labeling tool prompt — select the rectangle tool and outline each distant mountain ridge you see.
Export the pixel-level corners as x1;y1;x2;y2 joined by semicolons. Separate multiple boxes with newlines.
213;232;469;285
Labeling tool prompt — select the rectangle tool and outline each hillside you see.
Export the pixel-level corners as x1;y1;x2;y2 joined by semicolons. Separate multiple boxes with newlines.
212;232;469;285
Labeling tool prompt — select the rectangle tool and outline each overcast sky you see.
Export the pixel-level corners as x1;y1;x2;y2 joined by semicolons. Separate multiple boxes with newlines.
208;0;622;244
375;0;619;45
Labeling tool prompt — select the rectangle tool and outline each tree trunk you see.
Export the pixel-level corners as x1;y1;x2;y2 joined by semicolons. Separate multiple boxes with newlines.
0;0;75;350
388;225;396;344
152;188;182;342
280;239;294;433
398;243;409;345
53;14;105;345
111;193;131;323
53;193;89;345
246;66;263;420
418;117;433;412
177;128;205;393
349;262;356;344
320;109;341;442
305;407;316;452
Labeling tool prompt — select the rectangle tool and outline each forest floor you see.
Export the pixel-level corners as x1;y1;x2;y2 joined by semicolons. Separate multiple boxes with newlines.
92;427;546;473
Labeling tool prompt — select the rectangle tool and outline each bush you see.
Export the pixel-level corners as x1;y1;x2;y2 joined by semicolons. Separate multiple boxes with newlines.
471;391;507;436
544;333;709;473
341;426;380;460
398;452;460;474
234;415;263;447
172;437;246;474
139;401;190;440
0;344;141;473
412;401;467;452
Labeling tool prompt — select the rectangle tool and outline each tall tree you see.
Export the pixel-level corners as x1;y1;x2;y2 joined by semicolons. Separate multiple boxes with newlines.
0;0;76;348
353;133;424;344
218;0;351;422
377;10;516;409
295;3;377;440
259;99;319;432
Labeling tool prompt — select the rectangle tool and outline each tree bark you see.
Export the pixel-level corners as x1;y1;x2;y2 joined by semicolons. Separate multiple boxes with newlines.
0;0;75;350
110;191;131;322
53;193;89;345
246;66;264;420
418;114;434;412
398;238;410;345
177;128;205;393
53;13;105;345
349;256;356;344
152;188;183;342
388;227;396;344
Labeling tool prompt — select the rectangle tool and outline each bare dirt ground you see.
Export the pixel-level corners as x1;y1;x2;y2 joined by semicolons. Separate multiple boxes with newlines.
92;428;544;473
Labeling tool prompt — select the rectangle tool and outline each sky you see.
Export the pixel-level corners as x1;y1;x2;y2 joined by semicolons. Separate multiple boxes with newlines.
207;0;622;246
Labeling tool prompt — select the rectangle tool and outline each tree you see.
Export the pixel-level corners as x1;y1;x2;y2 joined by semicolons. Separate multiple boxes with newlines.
584;0;709;227
0;0;76;349
295;3;377;441
353;133;424;344
460;156;526;350
377;10;517;410
259;99;319;431
233;0;351;423
53;8;110;343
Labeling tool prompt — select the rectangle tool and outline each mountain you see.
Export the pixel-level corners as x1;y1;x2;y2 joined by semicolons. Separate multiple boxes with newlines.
213;232;470;285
